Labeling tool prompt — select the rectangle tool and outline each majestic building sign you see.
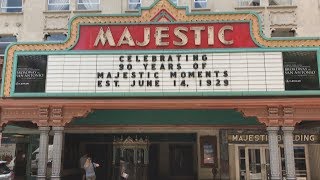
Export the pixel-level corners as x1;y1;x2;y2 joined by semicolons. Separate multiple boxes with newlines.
228;133;320;144
2;0;320;97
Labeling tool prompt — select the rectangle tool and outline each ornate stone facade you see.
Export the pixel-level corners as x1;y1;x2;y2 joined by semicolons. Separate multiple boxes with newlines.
0;98;320;127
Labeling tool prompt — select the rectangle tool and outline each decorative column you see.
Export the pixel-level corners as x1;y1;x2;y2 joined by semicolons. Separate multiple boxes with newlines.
267;126;281;180
37;126;50;180
51;127;64;180
282;126;296;180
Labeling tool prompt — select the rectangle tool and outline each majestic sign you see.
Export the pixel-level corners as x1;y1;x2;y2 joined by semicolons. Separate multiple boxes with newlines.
73;23;257;50
2;0;320;97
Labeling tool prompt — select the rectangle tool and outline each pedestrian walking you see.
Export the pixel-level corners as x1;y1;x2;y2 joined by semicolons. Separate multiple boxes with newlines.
80;153;88;180
84;157;100;180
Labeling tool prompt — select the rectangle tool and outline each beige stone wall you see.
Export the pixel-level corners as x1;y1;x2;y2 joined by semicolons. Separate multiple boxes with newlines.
295;0;320;37
228;144;237;180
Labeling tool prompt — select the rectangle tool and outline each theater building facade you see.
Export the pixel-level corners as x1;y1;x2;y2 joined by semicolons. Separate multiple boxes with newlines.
1;0;320;180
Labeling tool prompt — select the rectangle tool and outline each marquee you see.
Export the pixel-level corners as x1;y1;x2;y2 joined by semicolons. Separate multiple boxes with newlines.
2;0;320;97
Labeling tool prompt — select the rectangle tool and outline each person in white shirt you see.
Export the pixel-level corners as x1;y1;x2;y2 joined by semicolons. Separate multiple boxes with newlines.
84;157;100;180
80;153;88;180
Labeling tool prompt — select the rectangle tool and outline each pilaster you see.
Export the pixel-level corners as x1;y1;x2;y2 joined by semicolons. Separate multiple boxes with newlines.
51;126;65;180
37;126;50;180
282;126;296;180
267;126;282;180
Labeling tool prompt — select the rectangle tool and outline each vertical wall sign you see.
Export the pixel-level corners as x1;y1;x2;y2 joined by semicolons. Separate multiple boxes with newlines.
283;51;319;90
15;55;47;93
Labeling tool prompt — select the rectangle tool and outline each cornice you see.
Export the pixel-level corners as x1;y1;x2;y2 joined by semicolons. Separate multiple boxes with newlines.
1;98;320;126
0;105;91;127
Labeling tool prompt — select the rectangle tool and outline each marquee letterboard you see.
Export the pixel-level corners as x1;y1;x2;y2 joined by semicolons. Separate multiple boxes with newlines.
13;51;319;95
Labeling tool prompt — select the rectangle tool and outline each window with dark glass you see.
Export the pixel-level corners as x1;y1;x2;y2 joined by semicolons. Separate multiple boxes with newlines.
48;0;70;11
0;0;22;12
280;146;307;179
238;147;246;180
194;0;207;8
271;29;295;37
238;0;260;6
77;0;100;10
44;34;67;42
269;0;292;6
0;36;17;55
0;35;15;84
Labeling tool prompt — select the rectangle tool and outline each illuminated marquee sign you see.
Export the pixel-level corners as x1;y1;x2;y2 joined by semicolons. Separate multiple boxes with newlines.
3;0;320;97
73;23;257;50
14;51;318;94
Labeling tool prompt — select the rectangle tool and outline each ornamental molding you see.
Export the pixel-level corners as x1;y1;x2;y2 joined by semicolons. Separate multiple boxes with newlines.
1;98;320;126
44;14;70;30
269;9;297;27
238;105;320;126
2;0;320;97
0;105;91;127
113;136;149;146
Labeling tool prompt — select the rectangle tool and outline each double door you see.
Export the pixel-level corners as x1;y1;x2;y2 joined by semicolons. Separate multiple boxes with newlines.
236;145;309;180
238;146;270;180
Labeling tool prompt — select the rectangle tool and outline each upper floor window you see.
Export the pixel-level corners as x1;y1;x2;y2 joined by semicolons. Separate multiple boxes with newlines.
48;0;70;11
0;35;17;55
77;0;100;10
0;0;22;12
269;0;292;6
194;0;207;8
44;33;67;42
171;0;178;5
271;28;295;37
128;0;141;10
238;0;260;6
